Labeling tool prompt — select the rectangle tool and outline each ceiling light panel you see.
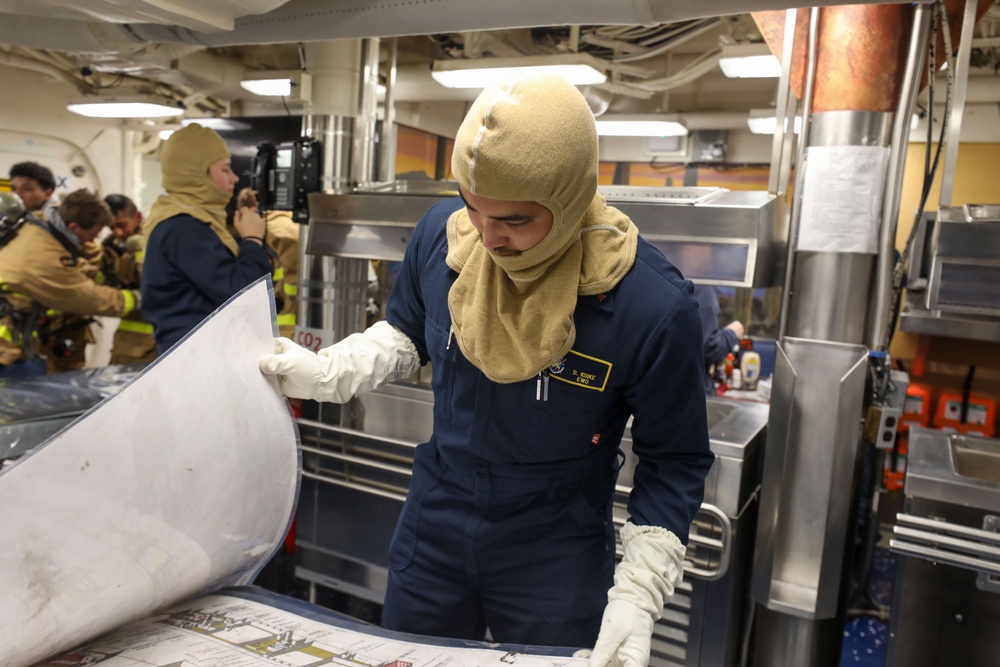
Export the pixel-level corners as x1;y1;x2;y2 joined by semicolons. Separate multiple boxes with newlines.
595;115;688;137
719;43;781;78
67;93;184;118
431;54;608;89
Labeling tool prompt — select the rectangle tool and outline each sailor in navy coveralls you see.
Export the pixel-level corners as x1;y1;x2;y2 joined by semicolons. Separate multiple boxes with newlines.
260;73;713;667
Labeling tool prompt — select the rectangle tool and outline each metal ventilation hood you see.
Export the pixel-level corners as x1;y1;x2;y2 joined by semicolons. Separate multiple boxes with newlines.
306;181;786;288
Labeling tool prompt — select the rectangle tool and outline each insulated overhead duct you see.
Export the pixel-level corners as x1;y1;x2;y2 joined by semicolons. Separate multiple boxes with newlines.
752;0;997;112
0;0;294;32
0;0;918;54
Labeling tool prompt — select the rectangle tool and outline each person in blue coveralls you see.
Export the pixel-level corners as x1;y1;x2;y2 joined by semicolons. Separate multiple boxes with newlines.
693;284;744;395
141;124;271;354
259;73;714;667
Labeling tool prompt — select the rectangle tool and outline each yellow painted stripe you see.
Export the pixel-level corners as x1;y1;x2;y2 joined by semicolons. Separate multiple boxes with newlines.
118;319;154;334
276;313;296;326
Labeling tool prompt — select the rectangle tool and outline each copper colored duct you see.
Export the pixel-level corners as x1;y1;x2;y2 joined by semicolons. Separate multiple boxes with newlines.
753;1;995;113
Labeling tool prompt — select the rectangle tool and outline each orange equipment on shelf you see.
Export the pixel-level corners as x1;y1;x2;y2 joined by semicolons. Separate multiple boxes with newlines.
932;391;997;438
900;383;933;433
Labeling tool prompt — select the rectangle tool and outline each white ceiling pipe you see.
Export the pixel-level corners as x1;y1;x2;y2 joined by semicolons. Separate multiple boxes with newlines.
0;51;88;92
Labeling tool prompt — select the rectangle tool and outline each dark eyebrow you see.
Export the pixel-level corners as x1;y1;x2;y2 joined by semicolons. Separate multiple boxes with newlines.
492;214;533;222
459;191;532;222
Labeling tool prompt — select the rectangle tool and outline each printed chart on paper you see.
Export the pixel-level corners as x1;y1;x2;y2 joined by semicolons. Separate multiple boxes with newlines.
41;595;586;667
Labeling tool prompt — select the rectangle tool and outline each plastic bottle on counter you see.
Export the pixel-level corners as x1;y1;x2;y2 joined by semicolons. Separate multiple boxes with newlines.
731;368;742;390
741;351;761;391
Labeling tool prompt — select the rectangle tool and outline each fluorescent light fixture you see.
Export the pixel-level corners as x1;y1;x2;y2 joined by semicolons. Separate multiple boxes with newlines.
180;117;253;131
747;109;802;135
240;70;312;102
595;114;688;137
241;78;292;96
719;43;781;78
431;54;608;88
67;92;184;118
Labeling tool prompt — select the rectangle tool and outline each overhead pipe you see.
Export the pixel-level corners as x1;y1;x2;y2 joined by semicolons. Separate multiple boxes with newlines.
776;8;818;344
0;0;920;53
939;0;979;208
0;51;89;92
870;3;932;351
767;8;798;197
379;38;399;183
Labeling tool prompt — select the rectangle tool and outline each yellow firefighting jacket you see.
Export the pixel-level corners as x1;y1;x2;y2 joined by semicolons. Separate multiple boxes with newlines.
0;221;137;372
266;211;300;338
98;234;157;364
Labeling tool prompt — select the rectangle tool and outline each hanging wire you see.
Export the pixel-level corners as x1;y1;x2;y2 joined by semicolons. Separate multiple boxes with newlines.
80;66;125;89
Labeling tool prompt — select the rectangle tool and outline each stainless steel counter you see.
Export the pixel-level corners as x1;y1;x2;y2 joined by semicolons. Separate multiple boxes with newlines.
887;428;1000;666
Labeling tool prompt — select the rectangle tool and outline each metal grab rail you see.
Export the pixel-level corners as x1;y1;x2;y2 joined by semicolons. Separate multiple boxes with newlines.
297;418;419;450
299;419;735;581
890;513;1000;582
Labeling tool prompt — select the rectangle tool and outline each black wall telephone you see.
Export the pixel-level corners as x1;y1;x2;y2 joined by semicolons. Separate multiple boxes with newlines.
253;138;322;223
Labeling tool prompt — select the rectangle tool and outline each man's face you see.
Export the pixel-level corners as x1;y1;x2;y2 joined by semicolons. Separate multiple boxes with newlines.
459;187;554;257
68;222;104;245
11;176;53;212
110;210;142;240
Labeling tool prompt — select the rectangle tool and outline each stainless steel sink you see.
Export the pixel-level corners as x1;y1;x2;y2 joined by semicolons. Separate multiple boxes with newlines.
951;436;1000;483
905;428;1000;510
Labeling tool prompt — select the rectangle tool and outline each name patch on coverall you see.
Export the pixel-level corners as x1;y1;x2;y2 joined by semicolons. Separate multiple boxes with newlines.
548;350;612;391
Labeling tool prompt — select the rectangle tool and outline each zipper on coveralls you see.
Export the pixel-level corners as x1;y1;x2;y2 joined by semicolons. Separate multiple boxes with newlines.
447;326;453;349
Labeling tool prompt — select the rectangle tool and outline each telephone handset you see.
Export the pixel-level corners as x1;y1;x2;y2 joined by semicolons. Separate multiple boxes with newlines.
253;138;322;223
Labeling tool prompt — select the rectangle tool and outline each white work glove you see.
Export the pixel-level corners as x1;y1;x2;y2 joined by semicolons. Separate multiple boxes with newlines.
258;320;421;402
589;522;686;667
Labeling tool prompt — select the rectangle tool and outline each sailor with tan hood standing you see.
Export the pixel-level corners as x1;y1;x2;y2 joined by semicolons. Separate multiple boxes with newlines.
141;124;271;354
260;74;713;664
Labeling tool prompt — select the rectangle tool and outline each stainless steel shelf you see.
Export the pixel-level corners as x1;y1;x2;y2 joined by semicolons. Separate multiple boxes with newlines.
899;306;1000;342
306;181;785;287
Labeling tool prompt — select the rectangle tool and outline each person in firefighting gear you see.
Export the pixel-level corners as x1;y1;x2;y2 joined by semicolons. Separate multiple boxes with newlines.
9;161;57;213
260;73;712;666
234;187;299;338
0;189;141;377
140;123;271;354
99;194;157;365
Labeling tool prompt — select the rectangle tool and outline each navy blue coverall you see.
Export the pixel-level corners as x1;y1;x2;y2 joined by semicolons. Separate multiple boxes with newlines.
383;197;714;649
142;214;271;354
693;284;740;396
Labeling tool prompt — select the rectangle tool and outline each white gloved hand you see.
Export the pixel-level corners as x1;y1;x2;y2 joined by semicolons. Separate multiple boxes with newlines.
258;320;421;402
589;522;686;667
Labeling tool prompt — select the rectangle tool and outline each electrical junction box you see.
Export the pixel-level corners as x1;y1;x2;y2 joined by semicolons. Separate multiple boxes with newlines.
864;369;909;449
